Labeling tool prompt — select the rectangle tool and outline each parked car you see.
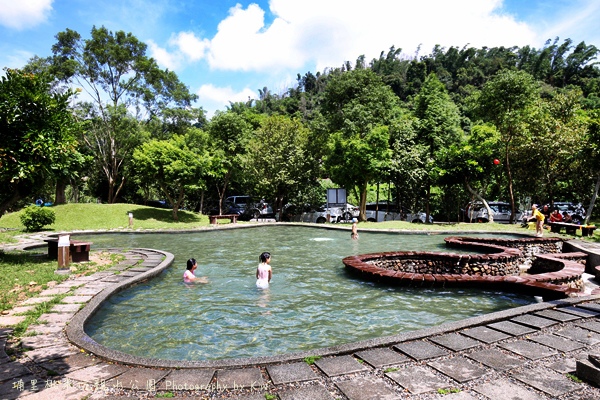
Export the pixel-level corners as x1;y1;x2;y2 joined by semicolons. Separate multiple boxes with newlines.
364;202;404;222
290;203;359;223
406;210;434;224
465;201;522;224
224;196;274;220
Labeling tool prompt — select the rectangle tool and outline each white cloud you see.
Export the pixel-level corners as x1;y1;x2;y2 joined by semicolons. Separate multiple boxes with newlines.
197;84;256;117
169;31;210;61
0;0;53;30
199;0;537;73
147;40;180;71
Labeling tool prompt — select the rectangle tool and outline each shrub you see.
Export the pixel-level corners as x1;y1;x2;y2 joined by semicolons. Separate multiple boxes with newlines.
20;206;56;232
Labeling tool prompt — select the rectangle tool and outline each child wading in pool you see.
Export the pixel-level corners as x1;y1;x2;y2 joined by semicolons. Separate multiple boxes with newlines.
183;258;208;284
351;218;359;240
256;252;272;289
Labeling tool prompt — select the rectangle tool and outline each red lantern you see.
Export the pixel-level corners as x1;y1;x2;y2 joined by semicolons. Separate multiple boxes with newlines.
493;159;500;165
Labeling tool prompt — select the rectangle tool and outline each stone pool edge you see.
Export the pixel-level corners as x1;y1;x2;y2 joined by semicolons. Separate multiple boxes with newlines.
61;228;600;370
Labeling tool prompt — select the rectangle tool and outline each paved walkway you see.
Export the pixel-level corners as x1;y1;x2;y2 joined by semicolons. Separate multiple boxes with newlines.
3;234;600;399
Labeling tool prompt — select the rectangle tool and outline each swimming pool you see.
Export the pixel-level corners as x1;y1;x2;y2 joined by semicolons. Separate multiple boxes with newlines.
80;226;533;361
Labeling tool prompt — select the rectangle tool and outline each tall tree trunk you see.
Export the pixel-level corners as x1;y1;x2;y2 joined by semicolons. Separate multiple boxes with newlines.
55;180;67;205
464;180;494;223
584;173;600;225
505;143;516;223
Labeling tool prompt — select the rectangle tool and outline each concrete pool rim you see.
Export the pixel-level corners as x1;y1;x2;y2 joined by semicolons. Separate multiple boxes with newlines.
58;224;599;369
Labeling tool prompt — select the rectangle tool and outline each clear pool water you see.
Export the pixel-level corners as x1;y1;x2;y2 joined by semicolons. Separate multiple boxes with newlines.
81;226;533;361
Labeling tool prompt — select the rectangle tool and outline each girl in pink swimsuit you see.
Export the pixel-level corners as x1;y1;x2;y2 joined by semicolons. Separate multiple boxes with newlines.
183;258;208;284
256;252;272;289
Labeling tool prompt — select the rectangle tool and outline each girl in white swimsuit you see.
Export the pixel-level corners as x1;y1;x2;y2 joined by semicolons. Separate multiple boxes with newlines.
256;252;272;289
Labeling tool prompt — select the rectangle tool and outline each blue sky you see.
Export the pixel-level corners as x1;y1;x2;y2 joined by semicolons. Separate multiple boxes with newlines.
1;0;599;116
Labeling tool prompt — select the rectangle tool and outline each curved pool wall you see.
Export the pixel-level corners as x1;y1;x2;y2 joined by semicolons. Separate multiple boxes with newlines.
342;236;581;299
63;224;573;368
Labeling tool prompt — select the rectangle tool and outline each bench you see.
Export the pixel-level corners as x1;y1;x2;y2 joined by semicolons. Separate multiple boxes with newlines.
209;214;238;225
548;222;597;237
44;239;93;262
548;222;581;235
581;225;597;237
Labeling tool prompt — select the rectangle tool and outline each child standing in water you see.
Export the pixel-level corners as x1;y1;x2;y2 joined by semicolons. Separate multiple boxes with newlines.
256;252;272;289
183;258;208;284
351;218;359;240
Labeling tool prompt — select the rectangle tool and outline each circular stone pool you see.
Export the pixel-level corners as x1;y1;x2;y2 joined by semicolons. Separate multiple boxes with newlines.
79;226;534;361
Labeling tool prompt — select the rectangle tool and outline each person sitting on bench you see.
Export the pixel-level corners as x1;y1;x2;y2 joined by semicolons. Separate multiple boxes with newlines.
549;208;563;223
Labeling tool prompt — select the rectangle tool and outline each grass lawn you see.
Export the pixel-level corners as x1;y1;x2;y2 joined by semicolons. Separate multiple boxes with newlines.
0;203;212;242
0;250;123;314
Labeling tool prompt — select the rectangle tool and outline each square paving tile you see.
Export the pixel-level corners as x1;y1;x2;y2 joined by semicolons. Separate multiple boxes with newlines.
0;374;38;400
354;348;410;368
529;333;586;352
64;363;129;383
0;316;26;326
428;357;488;383
25;324;64;335
385;365;449;394
215;368;264;389
429;333;480;351
512;366;580;397
473;378;545;400
393;340;448;360
73;287;104;296
534;309;581;322
487;320;537;336
23;344;77;363
0;361;31;381
267;362;318;385
510;314;557;329
460;326;511;344
20;333;66;349
50;304;83;313
38;313;73;325
576;320;600;334
336;377;400;400
314;355;368;377
499;341;558;360
12;382;83;400
21;297;54;305
107;367;170;390
558;306;600;318
577;302;600;313
38;287;72;296
467;348;525;371
555;326;600;345
101;276;130;283
157;369;215;391
277;384;334;400
546;356;579;374
60;295;93;304
38;352;102;375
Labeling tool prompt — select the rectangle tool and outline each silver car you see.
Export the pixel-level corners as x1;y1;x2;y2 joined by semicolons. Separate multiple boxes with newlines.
465;201;522;224
292;203;359;223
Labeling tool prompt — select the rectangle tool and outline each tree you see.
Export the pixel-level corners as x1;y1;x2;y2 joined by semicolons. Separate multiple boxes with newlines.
206;110;253;215
132;131;210;221
0;68;79;217
413;73;462;221
51;26;197;203
471;70;539;222
240;115;316;220
321;68;400;220
437;124;503;222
